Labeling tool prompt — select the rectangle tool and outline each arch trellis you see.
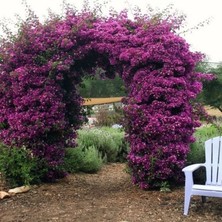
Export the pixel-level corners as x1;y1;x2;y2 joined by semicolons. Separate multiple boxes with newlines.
0;11;207;188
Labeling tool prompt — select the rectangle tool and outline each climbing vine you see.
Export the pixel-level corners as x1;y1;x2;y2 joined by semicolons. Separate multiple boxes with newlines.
0;8;210;187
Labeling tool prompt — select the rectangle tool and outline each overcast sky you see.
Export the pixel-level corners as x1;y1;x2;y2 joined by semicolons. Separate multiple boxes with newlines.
0;0;221;63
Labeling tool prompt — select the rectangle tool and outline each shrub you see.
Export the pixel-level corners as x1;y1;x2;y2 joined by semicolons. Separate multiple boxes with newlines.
0;144;46;187
63;147;84;173
95;107;124;127
100;127;129;162
77;127;128;162
63;146;103;173
80;145;103;173
187;125;222;183
188;124;222;164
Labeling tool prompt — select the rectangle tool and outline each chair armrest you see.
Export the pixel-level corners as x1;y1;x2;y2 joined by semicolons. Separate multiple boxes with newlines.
182;163;205;173
182;163;205;188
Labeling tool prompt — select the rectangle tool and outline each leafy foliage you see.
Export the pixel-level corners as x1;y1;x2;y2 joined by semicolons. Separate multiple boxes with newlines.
0;7;211;187
79;145;103;173
201;65;222;112
63;146;103;174
187;126;218;166
78;71;126;98
77;127;128;162
62;147;85;173
95;106;124;127
62;127;128;173
195;62;222;113
0;143;46;187
187;125;222;183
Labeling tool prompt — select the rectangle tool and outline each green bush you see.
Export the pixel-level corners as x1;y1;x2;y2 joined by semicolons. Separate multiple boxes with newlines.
63;127;128;174
63;147;84;173
63;146;103;173
95;106;124;127
188;125;222;164
0;144;46;187
100;127;129;162
187;125;222;183
77;127;129;162
80;145;103;173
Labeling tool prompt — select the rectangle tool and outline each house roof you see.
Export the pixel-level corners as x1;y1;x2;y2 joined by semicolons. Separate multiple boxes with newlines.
83;97;123;106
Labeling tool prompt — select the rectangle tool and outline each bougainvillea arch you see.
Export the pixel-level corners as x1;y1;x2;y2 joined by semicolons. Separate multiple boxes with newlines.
0;10;208;188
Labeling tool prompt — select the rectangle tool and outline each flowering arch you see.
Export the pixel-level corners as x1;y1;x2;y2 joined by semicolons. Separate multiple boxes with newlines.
0;11;205;187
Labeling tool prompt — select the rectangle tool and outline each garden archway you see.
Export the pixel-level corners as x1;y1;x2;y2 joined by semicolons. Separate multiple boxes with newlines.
0;10;206;188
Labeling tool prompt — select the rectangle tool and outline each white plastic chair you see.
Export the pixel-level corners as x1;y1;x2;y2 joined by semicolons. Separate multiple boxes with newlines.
182;136;222;215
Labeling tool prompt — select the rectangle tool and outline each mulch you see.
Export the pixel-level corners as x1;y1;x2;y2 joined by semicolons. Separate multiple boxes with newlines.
1;163;222;222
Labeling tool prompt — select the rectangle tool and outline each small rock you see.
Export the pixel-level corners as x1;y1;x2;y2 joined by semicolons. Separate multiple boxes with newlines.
8;185;31;195
0;191;10;199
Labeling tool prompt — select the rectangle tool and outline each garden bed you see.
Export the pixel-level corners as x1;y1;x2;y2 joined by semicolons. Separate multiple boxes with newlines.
1;163;222;222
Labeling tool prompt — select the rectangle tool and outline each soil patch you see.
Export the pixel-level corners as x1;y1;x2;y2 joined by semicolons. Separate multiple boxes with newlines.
1;163;222;222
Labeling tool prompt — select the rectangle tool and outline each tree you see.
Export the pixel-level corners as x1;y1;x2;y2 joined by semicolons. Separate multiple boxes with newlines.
78;70;126;98
201;64;222;112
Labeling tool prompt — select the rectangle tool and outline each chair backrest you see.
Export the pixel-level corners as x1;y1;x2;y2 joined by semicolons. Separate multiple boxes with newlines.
205;136;222;185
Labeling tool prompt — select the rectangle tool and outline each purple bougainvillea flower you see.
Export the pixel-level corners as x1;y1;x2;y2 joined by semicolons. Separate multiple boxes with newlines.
0;10;211;186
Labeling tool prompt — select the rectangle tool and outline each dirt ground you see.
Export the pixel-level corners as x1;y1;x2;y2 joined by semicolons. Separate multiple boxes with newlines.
1;163;222;222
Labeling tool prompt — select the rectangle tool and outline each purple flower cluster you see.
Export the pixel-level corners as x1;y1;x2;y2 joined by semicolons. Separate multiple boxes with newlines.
0;10;210;184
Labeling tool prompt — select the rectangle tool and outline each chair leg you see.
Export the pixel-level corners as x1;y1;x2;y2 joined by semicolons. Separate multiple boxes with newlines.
201;196;206;203
184;193;191;215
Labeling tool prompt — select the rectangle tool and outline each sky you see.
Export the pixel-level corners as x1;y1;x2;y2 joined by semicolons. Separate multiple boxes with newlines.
0;0;221;63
